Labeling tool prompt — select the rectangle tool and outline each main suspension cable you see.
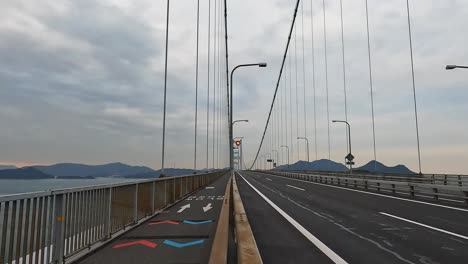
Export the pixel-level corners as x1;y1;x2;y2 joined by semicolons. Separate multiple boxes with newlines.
250;0;302;169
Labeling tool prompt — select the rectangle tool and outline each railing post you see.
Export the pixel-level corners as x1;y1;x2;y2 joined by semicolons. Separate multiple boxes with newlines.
410;185;415;197
458;175;462;187
106;187;112;239
134;184;138;223
433;188;439;201
151;181;155;213
52;194;66;264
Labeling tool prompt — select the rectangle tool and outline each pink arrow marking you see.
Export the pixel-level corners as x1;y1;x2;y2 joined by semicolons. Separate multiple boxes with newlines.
148;220;180;225
112;240;157;249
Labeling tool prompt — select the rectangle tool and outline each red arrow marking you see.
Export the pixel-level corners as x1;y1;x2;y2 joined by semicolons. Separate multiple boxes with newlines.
148;220;180;225
112;240;157;249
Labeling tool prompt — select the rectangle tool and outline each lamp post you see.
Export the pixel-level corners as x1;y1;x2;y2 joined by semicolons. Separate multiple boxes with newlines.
297;137;310;162
446;65;468;70
230;63;267;170
332;120;353;172
280;145;290;169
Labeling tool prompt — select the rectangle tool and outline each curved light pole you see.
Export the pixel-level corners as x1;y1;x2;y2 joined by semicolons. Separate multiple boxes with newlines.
230;63;267;170
280;145;290;169
446;65;468;70
297;137;310;162
332;120;352;172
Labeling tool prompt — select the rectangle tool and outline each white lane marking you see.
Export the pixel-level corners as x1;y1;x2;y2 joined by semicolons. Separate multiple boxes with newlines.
177;204;190;213
266;178;272;181
265;174;468;213
203;203;213;212
286;184;305;191
205;186;215;189
237;172;348;264
380;212;468;240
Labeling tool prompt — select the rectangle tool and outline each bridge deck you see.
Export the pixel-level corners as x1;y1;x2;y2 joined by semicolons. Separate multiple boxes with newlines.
76;173;230;264
236;171;468;264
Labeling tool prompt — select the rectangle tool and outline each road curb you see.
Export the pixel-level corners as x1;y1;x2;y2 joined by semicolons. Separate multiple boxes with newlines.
208;173;232;264
233;172;263;264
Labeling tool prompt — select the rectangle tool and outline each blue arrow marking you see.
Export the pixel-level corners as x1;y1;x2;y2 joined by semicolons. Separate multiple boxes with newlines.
163;239;204;248
183;220;213;225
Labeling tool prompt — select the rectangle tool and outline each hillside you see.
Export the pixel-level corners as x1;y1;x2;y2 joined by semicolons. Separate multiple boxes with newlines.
33;162;154;177
0;167;54;179
355;160;415;174
275;159;348;172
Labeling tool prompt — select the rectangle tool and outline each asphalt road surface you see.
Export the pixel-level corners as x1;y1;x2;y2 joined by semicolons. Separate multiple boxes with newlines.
76;172;230;264
236;170;468;264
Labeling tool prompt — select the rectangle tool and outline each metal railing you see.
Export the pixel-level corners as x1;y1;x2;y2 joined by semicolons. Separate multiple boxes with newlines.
0;170;226;264
257;171;468;206
274;170;468;187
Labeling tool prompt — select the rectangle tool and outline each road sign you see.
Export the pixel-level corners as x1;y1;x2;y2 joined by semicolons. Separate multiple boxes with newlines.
346;161;355;165
235;140;241;146
267;159;273;162
113;240;157;249
163;239;204;248
345;153;355;161
148;220;179;225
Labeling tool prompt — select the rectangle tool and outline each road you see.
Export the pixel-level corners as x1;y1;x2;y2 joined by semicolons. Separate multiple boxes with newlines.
236;170;468;264
76;172;230;264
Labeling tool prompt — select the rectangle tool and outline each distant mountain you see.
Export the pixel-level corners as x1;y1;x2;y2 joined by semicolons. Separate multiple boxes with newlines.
0;167;54;179
355;160;415;174
33;162;154;177
124;168;204;179
275;159;348;172
0;165;17;170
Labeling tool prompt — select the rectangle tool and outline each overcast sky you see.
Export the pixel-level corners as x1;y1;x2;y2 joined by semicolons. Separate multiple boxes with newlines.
1;0;467;173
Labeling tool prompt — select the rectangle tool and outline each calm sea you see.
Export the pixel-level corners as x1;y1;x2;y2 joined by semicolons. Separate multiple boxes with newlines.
0;178;138;196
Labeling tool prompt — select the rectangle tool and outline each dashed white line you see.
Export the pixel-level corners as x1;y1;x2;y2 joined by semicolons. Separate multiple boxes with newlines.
264;174;468;213
380;212;468;241
266;178;272;181
237;172;348;264
286;184;305;191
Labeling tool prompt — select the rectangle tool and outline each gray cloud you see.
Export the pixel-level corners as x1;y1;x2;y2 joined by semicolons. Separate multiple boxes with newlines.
0;0;467;173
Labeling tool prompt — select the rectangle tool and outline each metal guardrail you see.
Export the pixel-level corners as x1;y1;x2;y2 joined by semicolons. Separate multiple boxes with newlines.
0;170;226;264
258;171;468;206
275;170;468;187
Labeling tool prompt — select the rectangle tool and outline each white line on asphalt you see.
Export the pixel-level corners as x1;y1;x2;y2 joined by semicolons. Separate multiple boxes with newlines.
205;186;215;189
265;174;468;213
237;172;348;264
286;184;305;191
380;212;468;240
266;178;272;181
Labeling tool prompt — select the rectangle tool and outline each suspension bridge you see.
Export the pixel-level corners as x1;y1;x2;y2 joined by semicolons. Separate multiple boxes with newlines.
1;0;468;263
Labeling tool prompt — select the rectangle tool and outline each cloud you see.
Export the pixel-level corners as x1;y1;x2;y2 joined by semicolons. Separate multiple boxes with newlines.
0;0;467;173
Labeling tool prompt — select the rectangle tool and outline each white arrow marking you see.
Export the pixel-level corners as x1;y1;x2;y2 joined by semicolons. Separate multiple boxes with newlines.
177;204;191;213
203;203;213;212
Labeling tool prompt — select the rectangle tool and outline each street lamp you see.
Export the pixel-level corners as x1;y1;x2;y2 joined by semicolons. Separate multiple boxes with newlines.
280;145;290;169
297;137;310;162
332;120;353;172
446;65;468;70
233;120;249;126
230;63;267;170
